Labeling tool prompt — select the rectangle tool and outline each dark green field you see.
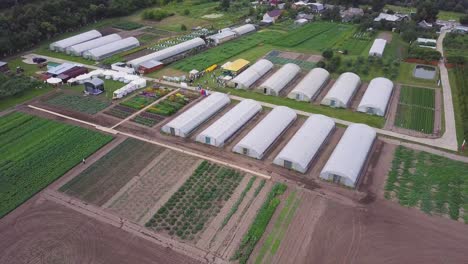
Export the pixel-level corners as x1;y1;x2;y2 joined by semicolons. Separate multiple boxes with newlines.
395;86;435;133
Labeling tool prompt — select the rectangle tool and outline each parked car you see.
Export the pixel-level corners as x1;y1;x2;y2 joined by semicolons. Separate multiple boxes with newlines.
32;57;47;64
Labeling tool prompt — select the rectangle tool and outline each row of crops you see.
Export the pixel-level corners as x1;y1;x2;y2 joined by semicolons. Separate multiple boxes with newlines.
120;88;172;110
385;146;468;223
145;161;244;240
45;93;110;115
395;86;435;133
271;22;336;48
146;93;189;116
0;112;113;218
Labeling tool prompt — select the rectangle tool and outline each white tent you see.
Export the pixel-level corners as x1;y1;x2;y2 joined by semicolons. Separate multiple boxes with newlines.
50;30;102;52
232;24;256;36
66;34;122;56
83;37;140;61
288;68;330;102
47;77;62;84
320;124;376;188
369;38;387;57
112;78;146;99
273;115;335;173
128;38;206;69
196;99;262;147
233;106;296;159
161;92;230;137
259;63;301;96
230;59;274;89
321;72;361;108
358;77;394;116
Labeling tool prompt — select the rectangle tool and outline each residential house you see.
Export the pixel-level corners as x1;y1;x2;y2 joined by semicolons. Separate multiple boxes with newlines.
310;3;324;13
296;12;314;21
340;8;364;23
418;20;433;29
262;9;282;24
0;61;9;73
374;13;409;24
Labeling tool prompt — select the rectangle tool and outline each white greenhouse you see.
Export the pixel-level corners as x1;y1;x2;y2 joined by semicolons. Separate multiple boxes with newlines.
320;123;376;188
196;99;262;147
161;92;230;137
50;30;102;52
233;106;296;159
369;38;387;57
259;63;301;96
128;38;206;69
357;77;394;116
232;24;256;36
288;68;330;101
230;59;274;89
83;37;140;61
66;34;122;56
321;72;361;108
273;115;335;173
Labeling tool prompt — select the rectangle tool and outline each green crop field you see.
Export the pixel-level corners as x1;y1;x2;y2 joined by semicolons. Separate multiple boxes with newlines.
385;146;468;223
0;112;113;218
145;161;244;240
291;23;355;53
449;66;468;154
45;93;110;114
271;22;336;48
395;86;435;133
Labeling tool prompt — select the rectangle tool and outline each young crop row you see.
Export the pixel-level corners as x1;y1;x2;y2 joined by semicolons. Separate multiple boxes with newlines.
395;104;434;133
220;177;256;229
0;112;113;218
45;93;110;115
231;183;287;264
399;86;435;109
104;105;136;119
145;161;244;240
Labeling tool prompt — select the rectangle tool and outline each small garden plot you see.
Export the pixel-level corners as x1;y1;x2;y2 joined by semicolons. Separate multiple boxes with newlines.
104;105;136;119
145;161;244;240
0;112;113;218
113;21;144;30
385;146;468;223
132;112;165;127
395;86;435;133
45;93;110;115
120;87;172;110
146;93;190;116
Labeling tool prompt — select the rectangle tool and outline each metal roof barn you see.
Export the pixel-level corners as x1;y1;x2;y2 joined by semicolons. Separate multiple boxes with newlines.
161;92;230;137
196;99;262;147
232;106;296;159
128;38;206;69
320;123;376;188
321;72;361;108
66;34;122;56
231;59;274;89
288;67;330;101
232;24;256;36
358;77;394;116
259;63;301;96
83;37;140;61
50;30;102;52
369;38;387;57
273;114;335;173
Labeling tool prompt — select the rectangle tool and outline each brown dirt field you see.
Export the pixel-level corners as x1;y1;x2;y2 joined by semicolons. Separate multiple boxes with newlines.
105;150;202;223
312;79;336;104
0;200;201;264
278;51;300;60
377;31;393;43
60;139;166;206
350;83;368;110
306;54;323;62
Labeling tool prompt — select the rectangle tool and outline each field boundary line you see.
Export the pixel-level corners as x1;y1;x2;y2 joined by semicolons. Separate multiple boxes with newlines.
27;105;272;180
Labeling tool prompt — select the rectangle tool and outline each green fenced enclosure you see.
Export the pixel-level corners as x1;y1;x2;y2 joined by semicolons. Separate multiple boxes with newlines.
395;86;435;133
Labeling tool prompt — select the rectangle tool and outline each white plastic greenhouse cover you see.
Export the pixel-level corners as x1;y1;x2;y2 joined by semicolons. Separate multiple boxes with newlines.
369;39;386;57
231;59;273;89
232;24;256;36
196;99;261;147
259;63;301;96
320;123;376;188
161;92;230;137
232;106;296;159
83;37;140;60
66;34;122;56
50;30;102;51
273;115;335;173
288;68;330;101
321;72;361;108
358;77;394;116
128;38;206;68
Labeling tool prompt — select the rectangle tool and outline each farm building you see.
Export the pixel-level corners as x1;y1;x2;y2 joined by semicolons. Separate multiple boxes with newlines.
196;99;262;147
50;30;102;52
320;123;376;188
321;72;361;108
232;24;256;36
258;63;301;96
233;106;296;159
288;67;330;101
66;34;122;56
161;92;230;137
208;30;236;45
138;60;164;74
83;37;140;61
369;38;387;57
0;61;9;73
274;115;335;173
357;77;394;116
128;38;206;70
221;59;250;75
84;78;104;95
230;59;274;89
